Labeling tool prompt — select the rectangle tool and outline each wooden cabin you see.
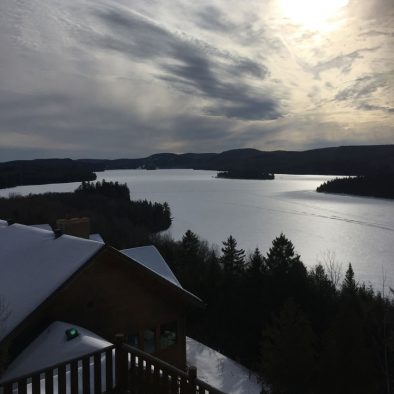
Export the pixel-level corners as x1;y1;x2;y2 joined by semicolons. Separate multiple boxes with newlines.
0;220;202;376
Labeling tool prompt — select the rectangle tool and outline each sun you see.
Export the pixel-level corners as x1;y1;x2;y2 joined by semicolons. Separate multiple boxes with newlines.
277;0;349;30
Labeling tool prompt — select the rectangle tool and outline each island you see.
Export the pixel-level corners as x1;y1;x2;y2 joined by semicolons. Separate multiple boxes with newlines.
216;169;275;180
316;174;394;199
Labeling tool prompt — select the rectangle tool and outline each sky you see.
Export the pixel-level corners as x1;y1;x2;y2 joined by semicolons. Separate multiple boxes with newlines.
0;0;393;160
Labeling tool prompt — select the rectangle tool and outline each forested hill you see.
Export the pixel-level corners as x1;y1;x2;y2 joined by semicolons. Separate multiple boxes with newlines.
0;159;97;189
81;145;394;175
1;146;393;189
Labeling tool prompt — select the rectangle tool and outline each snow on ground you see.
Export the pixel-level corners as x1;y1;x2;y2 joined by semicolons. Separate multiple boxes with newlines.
0;321;112;383
186;337;262;394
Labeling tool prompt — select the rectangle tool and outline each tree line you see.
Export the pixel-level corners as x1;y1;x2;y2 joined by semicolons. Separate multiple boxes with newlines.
317;174;394;199
152;231;394;394
0;180;171;248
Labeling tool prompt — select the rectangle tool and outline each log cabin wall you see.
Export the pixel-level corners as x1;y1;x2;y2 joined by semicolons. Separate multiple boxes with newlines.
7;247;192;370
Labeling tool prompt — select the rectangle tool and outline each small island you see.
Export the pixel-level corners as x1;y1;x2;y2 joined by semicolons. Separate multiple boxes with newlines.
316;174;394;199
217;169;275;180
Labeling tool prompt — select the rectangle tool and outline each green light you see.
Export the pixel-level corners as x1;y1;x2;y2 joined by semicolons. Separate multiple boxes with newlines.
65;327;79;341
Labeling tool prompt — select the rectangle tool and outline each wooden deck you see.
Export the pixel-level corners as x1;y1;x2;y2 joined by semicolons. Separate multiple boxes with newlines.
0;335;226;394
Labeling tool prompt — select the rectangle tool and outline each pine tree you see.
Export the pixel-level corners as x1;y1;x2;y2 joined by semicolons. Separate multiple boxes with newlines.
181;230;200;255
342;263;357;294
265;233;301;273
220;235;245;274
260;299;315;393
247;247;265;274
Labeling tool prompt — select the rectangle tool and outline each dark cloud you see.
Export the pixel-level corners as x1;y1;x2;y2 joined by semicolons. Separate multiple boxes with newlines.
195;6;237;32
308;47;380;78
93;7;280;121
334;74;393;113
335;75;386;101
357;103;394;113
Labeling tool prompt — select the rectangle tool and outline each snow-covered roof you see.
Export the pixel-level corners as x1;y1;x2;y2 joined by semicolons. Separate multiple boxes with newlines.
0;321;112;382
89;233;104;243
30;224;53;232
186;337;262;394
121;246;181;288
0;223;103;342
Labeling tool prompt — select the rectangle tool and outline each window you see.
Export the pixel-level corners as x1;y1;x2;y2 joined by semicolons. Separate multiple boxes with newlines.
127;333;139;348
160;321;177;349
143;328;156;353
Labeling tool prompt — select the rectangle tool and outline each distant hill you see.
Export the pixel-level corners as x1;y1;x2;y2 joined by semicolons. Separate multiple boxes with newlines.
80;145;394;175
1;145;393;189
0;159;97;189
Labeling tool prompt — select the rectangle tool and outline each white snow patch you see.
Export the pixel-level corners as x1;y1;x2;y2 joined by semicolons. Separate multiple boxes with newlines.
0;223;103;342
186;337;262;394
0;321;112;383
121;245;182;287
30;224;53;232
89;233;104;243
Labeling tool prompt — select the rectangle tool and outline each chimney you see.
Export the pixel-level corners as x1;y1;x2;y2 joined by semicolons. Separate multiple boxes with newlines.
55;217;91;239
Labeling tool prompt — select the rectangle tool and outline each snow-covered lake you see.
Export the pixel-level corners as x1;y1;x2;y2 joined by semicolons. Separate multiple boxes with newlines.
1;169;393;289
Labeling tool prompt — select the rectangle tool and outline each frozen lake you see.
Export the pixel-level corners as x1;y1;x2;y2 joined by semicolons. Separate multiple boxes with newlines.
1;169;393;289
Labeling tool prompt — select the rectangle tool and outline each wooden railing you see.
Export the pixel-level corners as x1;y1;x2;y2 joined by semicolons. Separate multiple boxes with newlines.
0;334;225;394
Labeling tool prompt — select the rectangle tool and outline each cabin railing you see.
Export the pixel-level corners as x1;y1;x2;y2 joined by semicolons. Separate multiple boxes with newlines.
0;334;225;394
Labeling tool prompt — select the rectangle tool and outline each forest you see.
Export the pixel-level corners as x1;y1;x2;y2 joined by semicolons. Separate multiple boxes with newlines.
317;174;394;199
152;231;394;394
0;180;171;248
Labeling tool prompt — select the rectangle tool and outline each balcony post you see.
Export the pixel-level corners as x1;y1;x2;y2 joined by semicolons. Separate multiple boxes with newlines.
187;366;197;393
115;333;128;393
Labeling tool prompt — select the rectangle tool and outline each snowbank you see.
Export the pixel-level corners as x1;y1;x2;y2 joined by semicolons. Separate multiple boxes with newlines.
186;337;262;394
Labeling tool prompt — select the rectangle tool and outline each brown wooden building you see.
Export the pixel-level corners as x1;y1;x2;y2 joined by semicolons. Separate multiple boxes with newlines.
0;220;202;375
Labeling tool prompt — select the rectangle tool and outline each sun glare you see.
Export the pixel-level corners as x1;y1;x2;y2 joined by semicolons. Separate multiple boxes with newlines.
277;0;348;30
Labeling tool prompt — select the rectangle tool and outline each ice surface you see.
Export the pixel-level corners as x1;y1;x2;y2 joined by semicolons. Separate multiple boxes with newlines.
121;245;181;287
0;224;103;342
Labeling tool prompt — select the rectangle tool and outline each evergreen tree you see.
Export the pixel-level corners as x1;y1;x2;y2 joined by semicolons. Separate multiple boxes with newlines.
342;263;357;294
181;230;200;255
247;247;265;274
265;233;302;274
260;299;316;393
220;235;245;274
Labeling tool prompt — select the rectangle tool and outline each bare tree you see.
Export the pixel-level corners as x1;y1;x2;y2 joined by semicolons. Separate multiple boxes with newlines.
317;250;343;288
380;272;392;394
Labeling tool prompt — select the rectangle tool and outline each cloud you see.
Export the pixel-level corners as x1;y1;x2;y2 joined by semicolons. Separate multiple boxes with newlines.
334;73;393;113
307;47;381;78
92;7;280;121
